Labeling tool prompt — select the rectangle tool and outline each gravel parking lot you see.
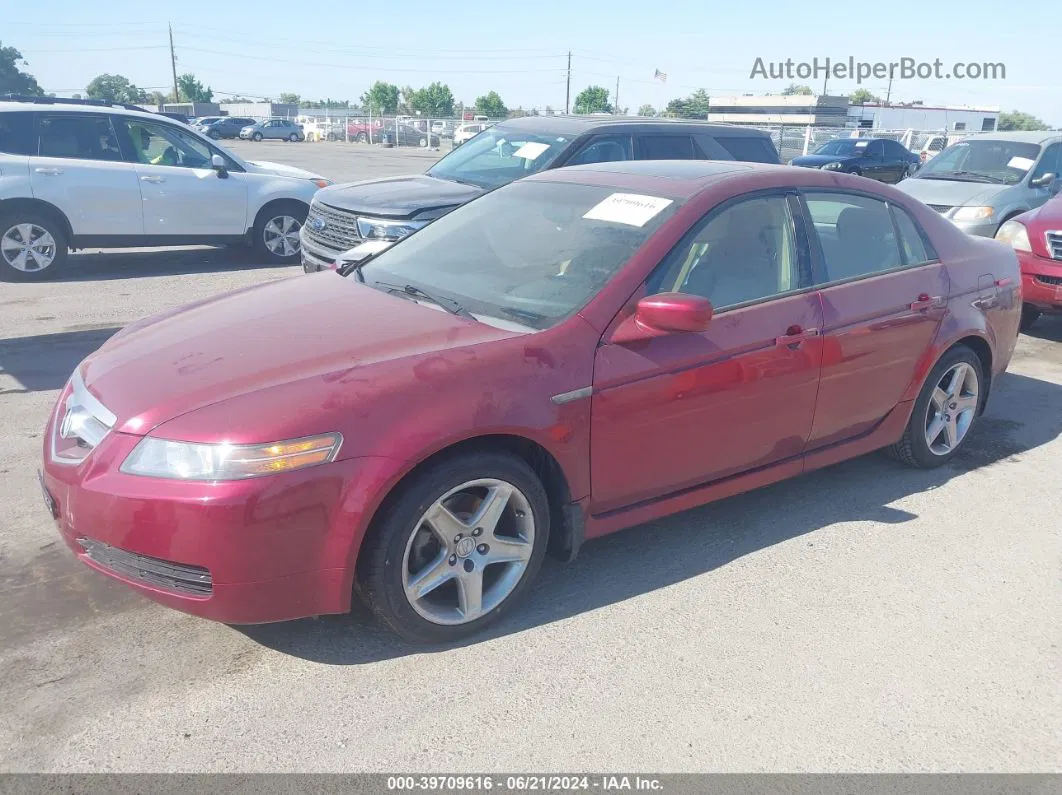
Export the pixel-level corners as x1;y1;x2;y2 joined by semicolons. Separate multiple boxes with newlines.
1;141;1060;773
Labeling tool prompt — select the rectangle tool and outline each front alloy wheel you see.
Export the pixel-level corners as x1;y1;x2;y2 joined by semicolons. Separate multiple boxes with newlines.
262;215;302;258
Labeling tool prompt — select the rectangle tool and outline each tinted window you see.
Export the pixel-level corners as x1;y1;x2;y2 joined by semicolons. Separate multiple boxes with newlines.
891;206;933;264
650;195;799;309
714;135;780;164
566;134;633;165
805;192;903;282
638;134;695;160
38;114;123;161
0;111;35;155
1030;143;1061;182
885;140;908;159
866;140;886;159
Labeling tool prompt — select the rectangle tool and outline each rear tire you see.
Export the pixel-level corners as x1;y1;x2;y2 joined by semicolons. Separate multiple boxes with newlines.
252;201;307;264
357;132;368;143
288;133;299;142
0;212;69;282
887;345;984;469
1020;305;1041;332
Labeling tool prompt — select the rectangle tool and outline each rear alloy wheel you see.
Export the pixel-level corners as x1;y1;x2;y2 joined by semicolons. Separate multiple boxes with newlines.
419;136;428;148
887;346;984;468
357;452;549;643
1020;305;1041;332
0;214;69;282
288;133;299;142
253;202;307;264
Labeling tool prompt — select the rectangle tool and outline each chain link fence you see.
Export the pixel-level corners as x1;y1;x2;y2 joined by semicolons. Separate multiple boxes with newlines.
247;112;507;151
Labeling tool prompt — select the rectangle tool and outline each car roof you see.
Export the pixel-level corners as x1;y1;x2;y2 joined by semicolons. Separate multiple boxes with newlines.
956;130;1062;144
0;99;180;124
493;114;773;138
523;159;777;198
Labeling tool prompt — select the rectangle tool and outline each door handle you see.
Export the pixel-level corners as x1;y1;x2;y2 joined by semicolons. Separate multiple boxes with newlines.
909;294;944;311
140;175;165;184
34;167;63;176
776;325;820;348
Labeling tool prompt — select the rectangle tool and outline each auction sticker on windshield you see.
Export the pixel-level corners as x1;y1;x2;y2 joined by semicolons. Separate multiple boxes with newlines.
1007;156;1036;171
513;141;550;160
583;193;674;227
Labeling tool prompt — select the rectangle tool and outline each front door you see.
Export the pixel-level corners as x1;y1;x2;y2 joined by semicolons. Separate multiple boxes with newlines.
115;117;248;238
590;192;823;514
801;190;949;448
30;113;143;237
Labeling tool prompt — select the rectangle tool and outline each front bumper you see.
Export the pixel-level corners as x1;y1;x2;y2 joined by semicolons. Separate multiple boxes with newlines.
949;217;998;237
1017;249;1062;310
40;405;367;624
300;231;341;272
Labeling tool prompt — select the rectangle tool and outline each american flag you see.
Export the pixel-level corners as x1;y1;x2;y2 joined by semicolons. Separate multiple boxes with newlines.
653;69;667;83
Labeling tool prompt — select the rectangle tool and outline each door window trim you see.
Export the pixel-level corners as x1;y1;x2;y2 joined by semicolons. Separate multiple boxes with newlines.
796;187;940;289
644;188;817;314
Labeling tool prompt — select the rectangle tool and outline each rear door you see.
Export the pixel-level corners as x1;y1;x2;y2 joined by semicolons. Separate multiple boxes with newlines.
635;133;696;160
29;112;143;237
801;190;948;449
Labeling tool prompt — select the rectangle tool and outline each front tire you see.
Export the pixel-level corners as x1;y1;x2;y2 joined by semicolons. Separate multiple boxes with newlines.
252;132;263;142
1020;305;1041;332
887;346;984;468
253;201;307;264
208;130;221;140
357;451;550;643
0;212;69;282
357;132;368;143
419;136;428;148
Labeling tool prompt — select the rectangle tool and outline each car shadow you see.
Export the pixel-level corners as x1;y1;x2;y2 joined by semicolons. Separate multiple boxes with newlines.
1024;314;1062;343
237;369;1062;665
55;247;283;282
0;326;123;393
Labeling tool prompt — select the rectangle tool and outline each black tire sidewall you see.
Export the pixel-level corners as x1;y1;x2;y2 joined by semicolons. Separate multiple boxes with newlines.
253;132;263;141
253;202;307;264
905;346;985;468
358;452;550;644
0;212;69;282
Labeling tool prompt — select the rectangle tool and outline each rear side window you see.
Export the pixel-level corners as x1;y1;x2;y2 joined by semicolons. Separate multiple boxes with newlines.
0;111;35;155
891;205;935;264
804;192;903;283
714;135;780;164
637;134;695;160
38;114;123;161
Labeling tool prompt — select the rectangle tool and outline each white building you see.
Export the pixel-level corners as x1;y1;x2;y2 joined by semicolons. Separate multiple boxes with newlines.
217;102;299;121
706;95;851;127
846;103;999;133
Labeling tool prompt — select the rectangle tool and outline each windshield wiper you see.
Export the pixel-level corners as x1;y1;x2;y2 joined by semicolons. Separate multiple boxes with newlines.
372;280;473;318
922;170;1005;184
950;170;1007;184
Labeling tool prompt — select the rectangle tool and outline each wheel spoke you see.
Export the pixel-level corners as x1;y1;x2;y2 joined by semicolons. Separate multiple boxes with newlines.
943;417;959;450
954;394;978;414
1;235;21;252
17;224;34;244
456;570;484;620
281;216;294;233
487;534;532;565
424;502;468;544
926;416;946;446
405;551;455;601
470;483;513;535
930;387;949;412
10;249;28;270
946;364;967;397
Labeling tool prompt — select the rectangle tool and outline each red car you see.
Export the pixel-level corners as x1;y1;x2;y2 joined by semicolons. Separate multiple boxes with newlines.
995;194;1062;330
40;162;1021;643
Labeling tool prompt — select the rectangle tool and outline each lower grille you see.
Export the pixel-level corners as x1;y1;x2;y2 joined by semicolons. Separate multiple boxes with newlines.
927;204;953;214
1035;274;1062;286
78;538;212;597
1045;231;1062;261
304;201;361;252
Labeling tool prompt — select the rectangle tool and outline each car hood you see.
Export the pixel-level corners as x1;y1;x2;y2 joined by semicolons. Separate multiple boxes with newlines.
791;154;857;167
243;159;323;181
78;273;518;436
895;177;1005;207
313;174;484;219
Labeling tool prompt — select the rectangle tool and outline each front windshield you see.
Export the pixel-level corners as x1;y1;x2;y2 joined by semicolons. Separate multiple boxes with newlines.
815;139;867;156
356;181;683;330
915;139;1042;185
426;127;571;189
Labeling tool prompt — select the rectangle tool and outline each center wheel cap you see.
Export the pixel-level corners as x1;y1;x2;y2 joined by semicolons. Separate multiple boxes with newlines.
455;537;476;558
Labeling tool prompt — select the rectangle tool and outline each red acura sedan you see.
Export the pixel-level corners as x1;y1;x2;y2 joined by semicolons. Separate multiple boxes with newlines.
40;161;1021;643
994;194;1062;331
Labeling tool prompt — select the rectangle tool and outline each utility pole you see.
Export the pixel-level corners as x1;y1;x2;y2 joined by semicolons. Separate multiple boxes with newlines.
168;23;180;104
885;75;893;106
822;73;828;96
565;51;571;114
615;76;620;115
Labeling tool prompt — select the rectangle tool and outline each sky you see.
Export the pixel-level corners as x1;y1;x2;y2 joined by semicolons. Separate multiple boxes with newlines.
7;0;1060;125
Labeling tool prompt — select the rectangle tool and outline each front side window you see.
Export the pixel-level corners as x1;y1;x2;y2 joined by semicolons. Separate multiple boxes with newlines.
566;134;633;166
649;194;800;309
804;192;903;282
1030;143;1061;182
357;181;683;330
427;127;570;189
119;118;214;169
38;114;123;161
815;139;868;157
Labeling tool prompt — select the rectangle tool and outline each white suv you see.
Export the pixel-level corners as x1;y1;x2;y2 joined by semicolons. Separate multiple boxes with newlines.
0;97;332;281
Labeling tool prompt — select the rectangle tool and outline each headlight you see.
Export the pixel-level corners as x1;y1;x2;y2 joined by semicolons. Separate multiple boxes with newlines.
951;206;994;222
995;219;1032;252
120;433;342;481
821;161;845;171
356;216;430;241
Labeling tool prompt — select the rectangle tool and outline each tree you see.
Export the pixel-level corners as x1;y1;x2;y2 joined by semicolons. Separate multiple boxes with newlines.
637;104;656;116
398;85;417;115
998;110;1048;131
86;74;147;104
410;82;455;117
781;83;814;96
278;92;301;105
474;91;507;118
360;81;400;114
573;85;612;114
850;88;880;104
0;42;45;95
665;89;710;119
176;73;213;103
146;90;168;106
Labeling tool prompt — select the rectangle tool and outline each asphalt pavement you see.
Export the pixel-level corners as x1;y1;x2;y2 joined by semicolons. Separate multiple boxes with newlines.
1;141;1060;772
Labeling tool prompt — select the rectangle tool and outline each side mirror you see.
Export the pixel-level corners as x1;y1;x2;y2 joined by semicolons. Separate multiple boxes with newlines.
211;154;228;177
1030;172;1057;189
609;293;713;344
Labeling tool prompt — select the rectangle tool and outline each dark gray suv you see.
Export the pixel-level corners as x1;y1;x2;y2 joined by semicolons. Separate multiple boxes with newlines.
301;115;781;271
